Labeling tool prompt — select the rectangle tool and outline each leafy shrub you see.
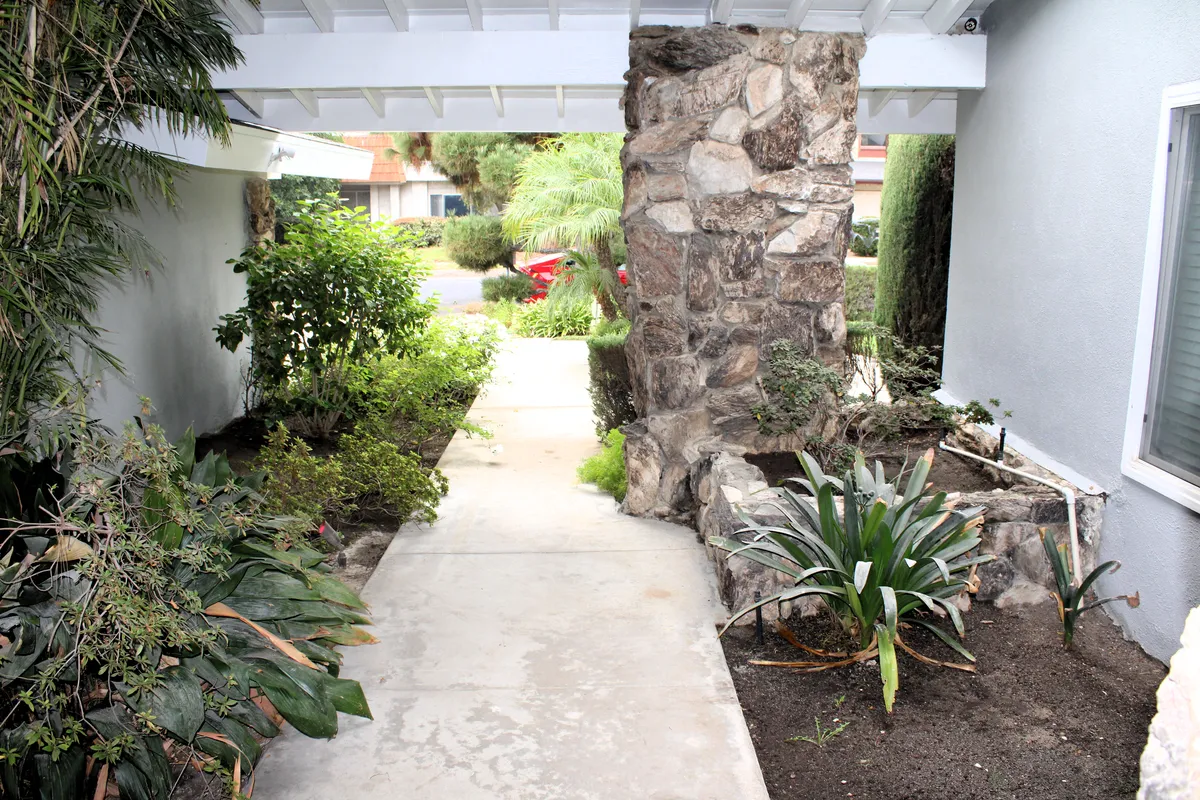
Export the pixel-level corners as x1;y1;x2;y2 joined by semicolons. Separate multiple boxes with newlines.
482;273;535;303
844;265;877;322
593;316;631;337
586;331;636;435
1042;530;1138;649
710;450;992;712
273;175;342;231
444;215;513;272
256;423;351;522
849;217;879;257
875;135;956;360
258;423;449;526
481;299;523;329
215;196;435;437
752;340;844;436
347;316;503;455
578;429;627;501
394;217;445;247
545;250;622;321
0;424;373;797
338;423;449;523
516;298;595;338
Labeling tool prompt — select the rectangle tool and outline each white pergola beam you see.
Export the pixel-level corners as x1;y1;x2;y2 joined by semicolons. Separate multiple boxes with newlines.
548;0;559;30
860;0;898;37
218;0;264;35
218;92;958;135
361;88;386;117
382;0;409;31
867;89;896;117
923;0;973;34
490;86;505;117
229;90;264;118
216;31;986;91
556;85;565;118
424;86;445;117
630;0;641;29
290;89;320;116
783;0;814;27
465;0;483;30
300;0;334;32
907;90;937;117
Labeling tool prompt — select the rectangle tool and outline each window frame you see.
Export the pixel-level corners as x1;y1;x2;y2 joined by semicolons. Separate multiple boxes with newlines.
1122;79;1200;511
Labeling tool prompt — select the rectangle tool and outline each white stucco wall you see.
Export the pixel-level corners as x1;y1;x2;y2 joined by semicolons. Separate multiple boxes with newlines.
942;0;1200;660
90;168;249;439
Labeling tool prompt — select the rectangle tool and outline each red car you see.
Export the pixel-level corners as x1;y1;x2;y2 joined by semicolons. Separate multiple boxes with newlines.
516;253;627;302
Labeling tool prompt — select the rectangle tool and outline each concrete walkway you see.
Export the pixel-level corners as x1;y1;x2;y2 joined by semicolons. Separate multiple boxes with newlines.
253;338;769;800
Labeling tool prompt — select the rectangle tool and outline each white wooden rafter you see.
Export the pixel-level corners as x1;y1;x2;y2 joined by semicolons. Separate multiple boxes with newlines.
923;0;973;34
290;89;320;116
299;0;334;32
464;0;483;30
783;0;814;27
555;85;565;118
424;86;445;117
907;90;937;117
361;88;386;117
382;0;409;31
229;89;264;118
860;0;897;37
548;0;559;30
218;0;263;34
867;89;896;117
711;0;735;25
490;85;505;117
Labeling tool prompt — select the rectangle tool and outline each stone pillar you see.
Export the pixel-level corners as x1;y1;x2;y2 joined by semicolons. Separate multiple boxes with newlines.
621;26;863;519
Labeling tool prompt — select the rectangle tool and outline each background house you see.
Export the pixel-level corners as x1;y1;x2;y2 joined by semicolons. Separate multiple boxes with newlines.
852;134;887;220
338;133;465;222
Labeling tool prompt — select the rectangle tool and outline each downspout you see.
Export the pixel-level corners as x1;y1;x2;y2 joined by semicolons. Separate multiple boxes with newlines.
938;441;1082;587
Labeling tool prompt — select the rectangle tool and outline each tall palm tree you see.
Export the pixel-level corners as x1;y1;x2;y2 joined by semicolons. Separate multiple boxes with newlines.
502;133;626;316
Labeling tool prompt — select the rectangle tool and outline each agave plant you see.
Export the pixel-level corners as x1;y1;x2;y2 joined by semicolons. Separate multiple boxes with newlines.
710;450;992;713
0;423;374;798
1040;529;1138;649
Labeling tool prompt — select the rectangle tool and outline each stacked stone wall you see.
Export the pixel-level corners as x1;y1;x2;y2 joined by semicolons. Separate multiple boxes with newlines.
621;25;865;518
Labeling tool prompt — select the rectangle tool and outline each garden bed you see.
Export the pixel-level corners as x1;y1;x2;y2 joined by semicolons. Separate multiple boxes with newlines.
722;607;1162;800
745;430;1003;494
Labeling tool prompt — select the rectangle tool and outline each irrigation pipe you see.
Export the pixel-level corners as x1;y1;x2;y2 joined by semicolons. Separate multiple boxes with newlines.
938;441;1081;587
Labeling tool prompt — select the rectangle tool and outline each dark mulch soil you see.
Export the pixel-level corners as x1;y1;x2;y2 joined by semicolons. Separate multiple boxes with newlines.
747;430;1002;494
722;606;1163;800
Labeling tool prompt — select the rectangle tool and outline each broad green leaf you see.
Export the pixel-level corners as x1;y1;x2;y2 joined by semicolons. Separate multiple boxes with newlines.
33;747;85;800
876;622;899;713
327;677;373;719
120;666;205;742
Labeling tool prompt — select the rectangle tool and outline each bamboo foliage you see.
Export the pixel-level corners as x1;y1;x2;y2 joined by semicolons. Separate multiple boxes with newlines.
0;0;240;448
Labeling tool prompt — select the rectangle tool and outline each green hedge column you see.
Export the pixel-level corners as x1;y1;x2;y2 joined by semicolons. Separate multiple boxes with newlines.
874;134;956;359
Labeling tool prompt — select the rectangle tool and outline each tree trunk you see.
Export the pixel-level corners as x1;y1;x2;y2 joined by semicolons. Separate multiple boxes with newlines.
594;236;628;319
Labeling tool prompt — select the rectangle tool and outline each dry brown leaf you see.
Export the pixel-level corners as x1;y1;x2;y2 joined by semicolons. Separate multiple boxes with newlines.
92;763;108;800
204;602;317;669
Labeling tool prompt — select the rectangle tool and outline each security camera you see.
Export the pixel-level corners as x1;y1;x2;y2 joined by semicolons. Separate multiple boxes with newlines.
963;17;978;32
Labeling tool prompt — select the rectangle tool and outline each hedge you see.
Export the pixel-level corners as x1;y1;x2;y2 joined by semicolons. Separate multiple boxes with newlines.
844;264;877;322
394;217;445;247
444;214;513;272
482;273;535;303
874;134;956;357
586;327;636;435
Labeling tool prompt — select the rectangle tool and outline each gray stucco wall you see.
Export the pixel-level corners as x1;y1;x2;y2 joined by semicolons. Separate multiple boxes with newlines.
90;168;249;439
942;0;1200;661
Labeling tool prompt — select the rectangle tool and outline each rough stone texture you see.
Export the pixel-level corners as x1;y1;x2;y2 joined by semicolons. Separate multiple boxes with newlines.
622;27;861;519
245;178;276;243
1139;607;1200;800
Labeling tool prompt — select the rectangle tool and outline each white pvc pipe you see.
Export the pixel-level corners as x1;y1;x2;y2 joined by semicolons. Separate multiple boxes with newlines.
938;442;1082;587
